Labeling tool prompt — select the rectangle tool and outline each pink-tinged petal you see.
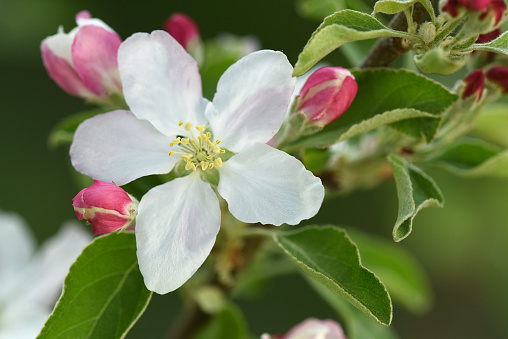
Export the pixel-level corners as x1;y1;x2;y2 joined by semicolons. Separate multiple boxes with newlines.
41;42;98;99
479;0;506;24
442;0;462;16
136;174;221;294
70;110;177;186
462;69;485;100
206;50;295;153
218;143;324;226
283;318;347;339
298;67;358;125
118;30;208;137
163;13;200;51
459;0;492;11
80;180;133;214
75;10;91;21
88;212;131;235
72;25;122;97
486;66;508;93
476;28;501;43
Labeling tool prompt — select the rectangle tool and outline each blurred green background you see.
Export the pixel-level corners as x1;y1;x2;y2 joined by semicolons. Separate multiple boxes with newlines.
2;0;508;338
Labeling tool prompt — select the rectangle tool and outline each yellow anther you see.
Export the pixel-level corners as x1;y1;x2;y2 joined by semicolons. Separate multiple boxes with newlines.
185;161;197;172
207;140;214;147
209;163;214;169
184;122;193;131
206;155;212;160
168;151;174;156
172;138;181;145
214;158;223;167
170;142;174;147
181;138;189;145
216;140;221;145
213;146;221;154
206;132;211;138
191;140;197;146
181;154;193;161
196;125;205;132
201;161;209;170
178;121;184;126
220;150;225;153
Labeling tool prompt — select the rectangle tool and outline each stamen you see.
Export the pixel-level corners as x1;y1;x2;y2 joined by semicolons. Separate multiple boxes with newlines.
196;125;205;132
178;121;184;126
181;138;189;145
184;122;193;131
216;140;221;144
168;151;174;156
213;146;221;154
214;158;223;167
200;161;209;170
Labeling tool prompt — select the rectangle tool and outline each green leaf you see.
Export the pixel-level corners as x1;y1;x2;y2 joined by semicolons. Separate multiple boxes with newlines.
294;10;422;76
469;31;508;55
48;109;106;148
38;233;152;339
427;137;508;177
347;229;432;314
193;303;249;339
287;69;457;149
390;117;441;142
373;0;435;22
388;154;444;242
296;0;371;21
273;225;393;326
472;104;508;147
305;276;399;339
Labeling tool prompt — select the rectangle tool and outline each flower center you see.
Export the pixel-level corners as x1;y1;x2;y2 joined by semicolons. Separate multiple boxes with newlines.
168;121;225;172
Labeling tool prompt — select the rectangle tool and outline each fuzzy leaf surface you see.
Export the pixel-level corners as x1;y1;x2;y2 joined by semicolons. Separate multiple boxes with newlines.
38;233;151;339
469;31;508;55
294;10;421;75
388;154;444;242
288;69;456;149
273;225;392;326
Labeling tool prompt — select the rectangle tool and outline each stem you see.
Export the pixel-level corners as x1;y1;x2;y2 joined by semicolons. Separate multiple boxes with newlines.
360;2;429;68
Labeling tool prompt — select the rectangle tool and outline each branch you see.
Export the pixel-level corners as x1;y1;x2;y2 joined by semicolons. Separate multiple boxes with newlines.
360;3;429;68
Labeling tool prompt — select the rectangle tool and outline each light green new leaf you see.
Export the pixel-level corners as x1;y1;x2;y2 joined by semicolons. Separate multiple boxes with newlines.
306;277;398;339
294;10;421;75
38;233;152;339
288;69;456;149
373;0;435;22
296;0;371;21
469;31;508;55
388;154;444;242
194;303;249;339
48;109;106;148
347;229;432;314
273;225;393;326
427;137;508;177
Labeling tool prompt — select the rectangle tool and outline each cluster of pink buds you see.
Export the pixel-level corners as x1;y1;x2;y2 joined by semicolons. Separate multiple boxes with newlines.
261;318;347;339
41;11;122;104
442;0;506;32
296;67;358;126
461;69;485;100
72;180;138;236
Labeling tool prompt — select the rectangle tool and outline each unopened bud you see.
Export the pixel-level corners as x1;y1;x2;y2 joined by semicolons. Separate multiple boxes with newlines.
261;318;347;339
72;180;138;235
164;13;204;65
414;47;468;75
486;66;508;92
296;67;358;126
461;69;485;100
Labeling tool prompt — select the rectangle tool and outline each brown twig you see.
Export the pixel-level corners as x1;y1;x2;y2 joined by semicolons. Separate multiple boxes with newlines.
360;3;429;68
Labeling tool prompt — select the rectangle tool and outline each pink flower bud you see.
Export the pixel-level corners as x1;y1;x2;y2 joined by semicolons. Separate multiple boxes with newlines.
462;69;485;100
297;67;358;125
41;11;122;102
476;28;502;43
486;66;508;92
72;180;138;236
479;0;506;25
459;0;492;11
261;318;347;339
163;13;201;52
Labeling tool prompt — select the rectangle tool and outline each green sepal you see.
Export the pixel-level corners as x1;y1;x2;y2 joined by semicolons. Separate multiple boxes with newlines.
293;10;422;76
388;154;444;242
272;225;393;326
37;233;152;339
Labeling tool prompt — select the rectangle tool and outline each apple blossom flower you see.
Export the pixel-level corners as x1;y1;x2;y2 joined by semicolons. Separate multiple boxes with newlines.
296;67;358;126
70;30;324;294
0;211;90;339
461;69;485;100
261;318;347;339
72;180;138;235
486;66;508;92
41;10;122;103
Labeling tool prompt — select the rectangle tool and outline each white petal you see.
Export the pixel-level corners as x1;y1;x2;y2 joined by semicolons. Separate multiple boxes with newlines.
136;174;220;294
119;31;209;136
70;110;176;186
15;222;91;308
0;212;35;298
207;50;295;152
218;143;324;225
